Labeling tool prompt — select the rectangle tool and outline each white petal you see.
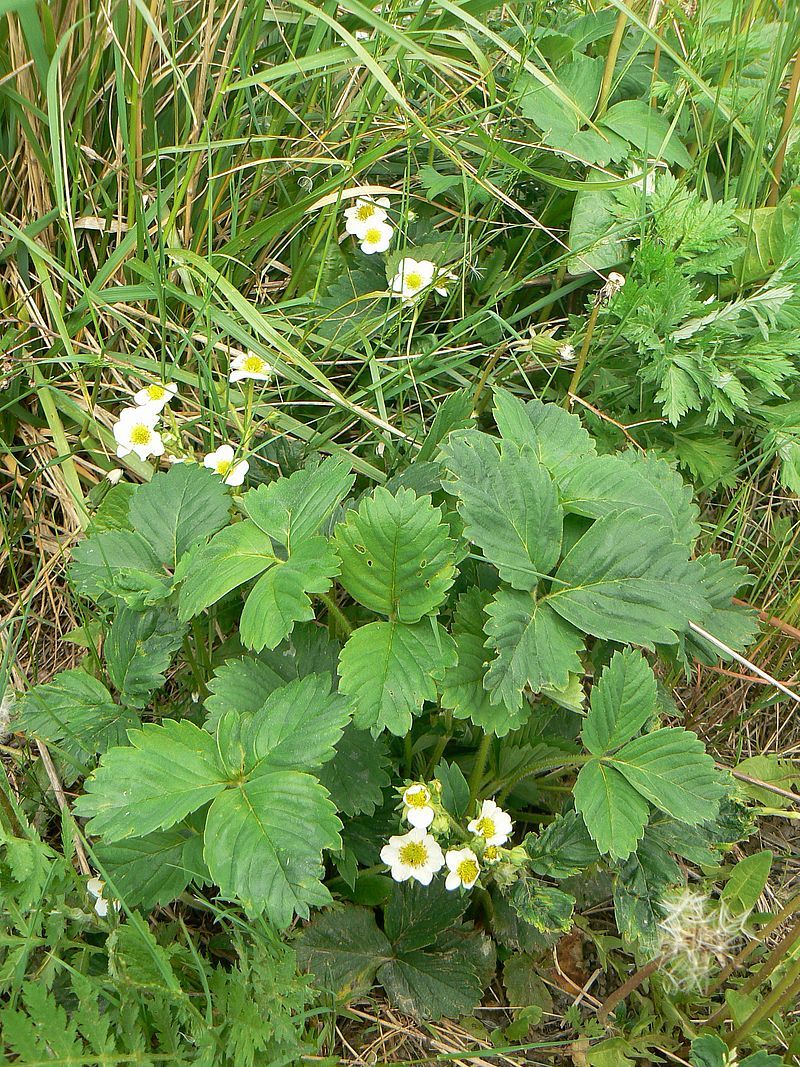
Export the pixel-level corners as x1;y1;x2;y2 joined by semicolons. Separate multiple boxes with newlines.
445;871;460;891
94;897;109;917
225;460;249;486
406;806;434;829
87;877;104;898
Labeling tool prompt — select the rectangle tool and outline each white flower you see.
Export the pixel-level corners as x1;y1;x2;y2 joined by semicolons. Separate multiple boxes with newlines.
468;799;513;847
133;381;177;412
203;444;249;486
402;783;435;829
434;268;458;296
344;195;391;236
358;220;393;255
558;343;576;363
229;352;273;383
445;847;480;890
113;406;164;461
380;827;444;885
389;258;436;302
87;876;119;918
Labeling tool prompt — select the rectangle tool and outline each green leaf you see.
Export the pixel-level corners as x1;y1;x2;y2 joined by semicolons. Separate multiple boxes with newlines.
503;953;553;1014
177;520;274;620
70;530;169;606
682;554;759;665
105;607;185;709
334;487;456;622
434;761;470;819
376;932;490;1021
243;456;355;548
297;905;390;997
204;656;289;731
95;827;201;910
484;591;583;708
338;619;456;736
441;590;528;736
17;669;137;762
721;850;772;916
203;770;340;925
612;830;682;947
246;673;351;772
441;431;562;590
546;512;707;646
689;1034;730;1067
417;388;474;462
493;390;597;480
600;100;691;167
582;649;658;755
574;760;649;861
568;180;627;275
383;879;468;951
559;452;699;549
608;728;726;824
524;811;600;879
318;724;392;817
74;720;225;839
507;878;575;933
239;538;339;652
128;463;231;568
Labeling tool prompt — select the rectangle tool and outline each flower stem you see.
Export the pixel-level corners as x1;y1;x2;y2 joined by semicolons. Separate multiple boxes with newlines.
317;590;352;638
564;302;601;409
767;47;800;207
598;956;662;1026
596;10;628;120
468;733;492;808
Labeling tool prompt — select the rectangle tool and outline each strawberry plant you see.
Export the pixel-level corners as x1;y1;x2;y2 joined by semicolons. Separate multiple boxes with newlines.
17;389;760;1020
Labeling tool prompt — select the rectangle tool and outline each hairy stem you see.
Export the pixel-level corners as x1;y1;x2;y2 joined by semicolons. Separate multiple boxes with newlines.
317;590;353;638
468;733;493;808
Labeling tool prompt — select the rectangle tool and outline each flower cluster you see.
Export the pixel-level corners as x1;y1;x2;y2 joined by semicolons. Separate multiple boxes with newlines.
380;785;514;893
111;378;250;486
344;195;393;255
342;190;458;303
113;382;177;461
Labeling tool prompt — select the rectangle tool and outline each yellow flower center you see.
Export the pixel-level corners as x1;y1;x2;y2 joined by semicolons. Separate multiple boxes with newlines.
216;459;232;476
399;842;428;868
405;271;423;290
405;787;430;808
243;355;265;373
484;846;501;862
129;425;152;445
457;858;479;883
356;203;375;221
147;384;166;401
364;227;383;244
475;816;496;839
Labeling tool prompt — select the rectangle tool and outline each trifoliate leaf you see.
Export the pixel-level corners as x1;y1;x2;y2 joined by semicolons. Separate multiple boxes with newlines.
17;669;137;763
483;591;583;709
177;520;275;620
338;619;456;736
376;932;490;1021
582;649;658;755
318;724;391;817
246;673;351;772
243;456;355;548
492;390;597;480
74;720;226;839
128;463;231;568
334;487;456;622
239;538;340;652
559;452;700;549
574;759;649;860
105;607;185;709
608;728;726;824
203;769;340;925
524;811;600;879
204;656;290;731
95;827;200;909
383;879;468;952
441;431;562;590
441;590;528;736
546;512;707;646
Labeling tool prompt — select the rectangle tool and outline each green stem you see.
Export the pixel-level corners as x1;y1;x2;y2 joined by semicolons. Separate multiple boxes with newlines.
404;733;414;776
468;733;493;808
727;956;800;1049
318;591;353;638
564;302;601;408
596;10;628;120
